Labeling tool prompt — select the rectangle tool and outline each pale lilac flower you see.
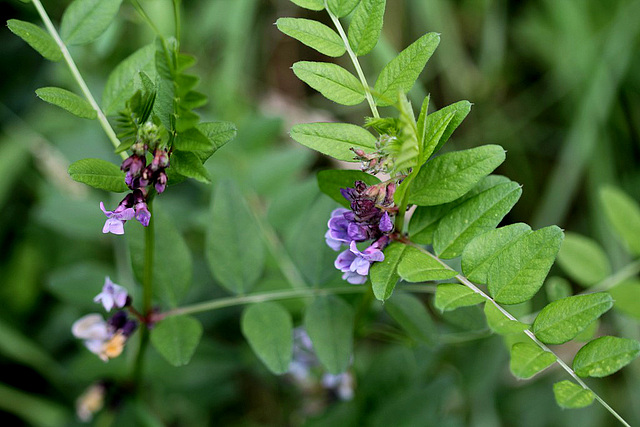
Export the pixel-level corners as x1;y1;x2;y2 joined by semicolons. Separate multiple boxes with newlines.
341;270;368;285
379;211;393;233
334;241;385;284
100;202;135;235
134;202;151;227
94;277;128;312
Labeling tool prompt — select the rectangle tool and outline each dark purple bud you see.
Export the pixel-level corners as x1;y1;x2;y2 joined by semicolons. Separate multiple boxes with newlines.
340;187;357;202
155;171;167;194
121;155;145;176
354;181;367;193
379;212;393;233
107;311;128;331
120;320;138;337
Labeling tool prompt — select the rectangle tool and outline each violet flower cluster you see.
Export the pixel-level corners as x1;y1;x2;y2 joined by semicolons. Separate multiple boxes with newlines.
326;181;396;284
72;277;137;362
100;123;170;235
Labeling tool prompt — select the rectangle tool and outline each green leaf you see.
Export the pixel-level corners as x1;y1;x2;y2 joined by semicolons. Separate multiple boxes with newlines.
600;185;640;256
487;226;564;305
433;181;522;259
546;276;573;302
385;292;436;344
170;151;211;183
128;209;193;307
7;19;62;61
67;158;128;192
102;44;156;116
374;32;440;106
347;0;385;56
60;0;123;45
610;279;640;319
290;122;376;161
241;302;293;375
573;336;640;378
174;128;213;151
461;223;532;284
417;111;454;166
484;303;528;335
277;18;345;57
557;233;610;287
317;170;380;208
532;293;613;345
290;0;324;10
304;296;354;374
396;246;457;283
150;315;202;367
409;145;506;206
434;283;485;312
509;342;556;379
370;242;408;301
293;61;365;106
327;0;361;17
553;381;594;409
409;175;511;245
424;101;472;157
206;181;265;294
195;121;237;161
35;87;96;119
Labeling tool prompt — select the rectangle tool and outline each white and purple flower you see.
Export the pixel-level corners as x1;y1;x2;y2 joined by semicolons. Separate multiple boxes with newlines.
335;241;386;284
100;201;135;235
94;277;129;312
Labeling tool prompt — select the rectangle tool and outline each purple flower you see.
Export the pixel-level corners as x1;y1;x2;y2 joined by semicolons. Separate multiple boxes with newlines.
341;270;368;285
155;171;168;194
100;202;135;235
134;202;151;227
325;208;351;250
94;277;129;312
379;211;393;233
334;241;385;284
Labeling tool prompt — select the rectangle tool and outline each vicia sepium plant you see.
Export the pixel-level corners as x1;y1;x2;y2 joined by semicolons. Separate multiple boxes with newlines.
277;0;639;425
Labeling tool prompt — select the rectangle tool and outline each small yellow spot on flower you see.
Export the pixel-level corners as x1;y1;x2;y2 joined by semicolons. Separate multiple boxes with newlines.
76;383;105;422
99;333;126;361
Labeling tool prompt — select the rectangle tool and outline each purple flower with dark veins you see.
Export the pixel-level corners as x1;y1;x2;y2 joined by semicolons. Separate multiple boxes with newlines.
334;241;385;284
94;277;129;312
155;171;168;194
325;208;351;250
379;211;393;233
100;202;135;235
134;202;151;227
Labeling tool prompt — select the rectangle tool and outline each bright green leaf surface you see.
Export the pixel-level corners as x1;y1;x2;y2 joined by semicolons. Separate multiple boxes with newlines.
206;181;265;294
277;18;345;57
434;283;485;311
241;302;293;375
370;242;408;301
60;0;123;45
68;158;128;192
293;61;365;105
509;342;556;379
174;128;213;151
7;19;62;61
532;293;613;345
195;121;237;161
573;336;640;378
462;223;532;284
290;0;325;10
484;302;528;335
417;111;453;166
327;0;360;17
553;381;594;409
423;101;472;157
317;169;380;207
396;246;457;283
347;0;385;56
170;151;212;183
434;181;522;259
374;32;439;106
487;226;563;304
557;232;611;287
35;87;96;119
610;279;640;319
290;122;376;161
129;209;193;307
102;44;156;115
150;315;202;366
305;296;354;374
600;185;640;256
409;145;506;206
385;292;436;345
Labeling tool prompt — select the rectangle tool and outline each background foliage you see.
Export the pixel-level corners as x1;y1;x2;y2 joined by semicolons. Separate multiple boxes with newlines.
1;0;639;425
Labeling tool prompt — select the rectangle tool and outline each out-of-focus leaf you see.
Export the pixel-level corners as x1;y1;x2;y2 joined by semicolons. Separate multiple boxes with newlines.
487;226;563;304
545;276;573;302
484;302;528;335
609;279;640;319
385;292;436;344
7;19;62;61
290;122;376;162
293;61;365;105
150;315;202;366
46;262;112;309
68;158;128;192
553;381;594;409
572;336;640;378
241;302;293;374
305;295;354;374
60;0;123;45
599;186;640;256
532;293;613;345
0;383;69;427
277;18;345;57
557;232;610;287
509;342;556;379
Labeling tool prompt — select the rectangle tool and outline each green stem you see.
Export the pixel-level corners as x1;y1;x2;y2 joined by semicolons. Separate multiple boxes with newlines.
142;200;155;313
173;0;181;44
325;3;380;119
130;0;163;38
160;285;435;319
398;237;632;427
31;0;125;159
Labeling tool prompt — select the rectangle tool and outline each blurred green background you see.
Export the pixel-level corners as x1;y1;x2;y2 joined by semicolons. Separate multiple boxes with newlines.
1;0;639;425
